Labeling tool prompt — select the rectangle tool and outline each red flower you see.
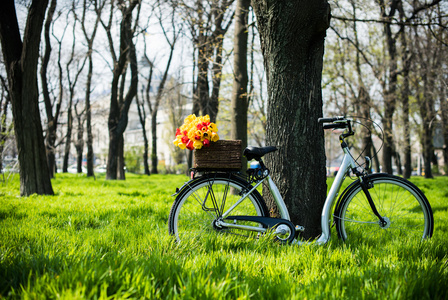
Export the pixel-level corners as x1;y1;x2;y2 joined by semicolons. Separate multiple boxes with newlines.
176;128;181;136
186;140;194;150
194;135;201;140
203;139;210;147
181;136;189;144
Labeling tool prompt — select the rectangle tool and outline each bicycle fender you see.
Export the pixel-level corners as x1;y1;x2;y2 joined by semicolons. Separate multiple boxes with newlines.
171;175;206;197
171;172;249;197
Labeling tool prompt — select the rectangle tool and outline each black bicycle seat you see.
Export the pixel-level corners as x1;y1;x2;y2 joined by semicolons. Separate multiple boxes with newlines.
243;146;278;161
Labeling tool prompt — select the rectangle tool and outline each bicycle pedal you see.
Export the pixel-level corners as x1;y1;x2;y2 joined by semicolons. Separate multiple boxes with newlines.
295;225;305;232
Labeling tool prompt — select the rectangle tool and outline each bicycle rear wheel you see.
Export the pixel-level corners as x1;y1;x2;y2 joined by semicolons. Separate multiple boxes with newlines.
334;174;434;243
168;173;269;243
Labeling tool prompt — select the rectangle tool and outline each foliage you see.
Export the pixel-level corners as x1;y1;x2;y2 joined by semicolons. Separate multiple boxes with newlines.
124;146;144;174
1;174;447;299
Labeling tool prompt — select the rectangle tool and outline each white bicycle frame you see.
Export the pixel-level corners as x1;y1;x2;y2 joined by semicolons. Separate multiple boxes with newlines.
218;146;358;244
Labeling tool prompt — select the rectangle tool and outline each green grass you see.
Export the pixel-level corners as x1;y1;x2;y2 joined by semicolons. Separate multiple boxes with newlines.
1;173;447;299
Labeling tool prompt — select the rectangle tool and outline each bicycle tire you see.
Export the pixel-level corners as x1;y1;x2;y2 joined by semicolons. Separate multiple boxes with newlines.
168;173;269;243
334;173;434;243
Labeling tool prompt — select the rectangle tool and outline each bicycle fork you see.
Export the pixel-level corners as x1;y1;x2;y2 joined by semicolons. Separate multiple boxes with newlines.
359;175;389;228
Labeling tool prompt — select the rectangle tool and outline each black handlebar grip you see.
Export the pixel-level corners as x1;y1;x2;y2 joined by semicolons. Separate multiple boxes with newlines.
323;123;347;130
318;117;335;123
318;116;344;123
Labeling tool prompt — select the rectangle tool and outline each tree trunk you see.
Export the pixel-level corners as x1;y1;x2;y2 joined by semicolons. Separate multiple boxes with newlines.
0;0;53;196
62;97;73;173
41;0;58;178
150;111;158;174
0;79;12;174
77;0;103;178
379;0;399;175
398;1;412;179
252;0;330;239
420;86;435;179
105;0;139;180
401;66;412;178
75;112;84;173
117;136;125;179
382;112;394;174
85;56;95;177
441;87;448;176
136;94;150;175
231;0;250;174
359;87;373;170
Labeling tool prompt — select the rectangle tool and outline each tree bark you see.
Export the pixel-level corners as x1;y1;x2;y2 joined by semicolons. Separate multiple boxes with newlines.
441;88;448;175
379;0;399;175
74;103;85;173
62;97;73;173
105;0;139;180
0;77;12;174
41;0;58;178
0;0;54;196
136;93;150;175
85;55;95;177
78;0;104;178
252;0;330;239
231;0;250;174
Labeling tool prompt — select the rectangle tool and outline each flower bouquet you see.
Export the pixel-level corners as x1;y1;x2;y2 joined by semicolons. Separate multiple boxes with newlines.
173;114;219;150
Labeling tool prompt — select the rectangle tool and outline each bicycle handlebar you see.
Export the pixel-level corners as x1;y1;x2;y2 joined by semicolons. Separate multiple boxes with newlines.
322;123;347;130
318;116;345;124
319;116;355;139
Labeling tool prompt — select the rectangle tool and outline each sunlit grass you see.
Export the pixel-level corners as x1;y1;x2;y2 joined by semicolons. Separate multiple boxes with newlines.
1;173;447;299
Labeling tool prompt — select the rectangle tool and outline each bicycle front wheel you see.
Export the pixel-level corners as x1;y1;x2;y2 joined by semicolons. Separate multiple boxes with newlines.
168;173;269;243
334;174;434;243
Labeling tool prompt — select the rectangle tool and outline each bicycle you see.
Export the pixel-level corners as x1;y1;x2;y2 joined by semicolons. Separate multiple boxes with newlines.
168;117;434;245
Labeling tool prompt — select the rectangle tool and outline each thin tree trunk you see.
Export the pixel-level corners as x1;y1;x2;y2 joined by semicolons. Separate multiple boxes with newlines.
379;0;400;175
150;112;158;174
231;0;250;174
63;99;73;173
0;78;12;174
136;93;150;175
85;56;95;177
77;0;104;178
41;0;58;177
105;0;139;180
75;104;84;173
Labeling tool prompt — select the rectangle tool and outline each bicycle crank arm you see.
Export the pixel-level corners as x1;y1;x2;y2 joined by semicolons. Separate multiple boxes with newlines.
220;216;297;243
215;220;267;233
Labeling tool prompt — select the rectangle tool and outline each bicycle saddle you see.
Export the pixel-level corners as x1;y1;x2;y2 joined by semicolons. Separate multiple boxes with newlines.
243;146;278;161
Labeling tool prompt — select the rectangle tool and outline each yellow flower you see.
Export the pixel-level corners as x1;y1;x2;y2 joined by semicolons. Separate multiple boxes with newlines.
198;115;210;123
208;123;218;132
210;132;219;142
193;140;203;149
202;130;211;141
195;130;203;139
174;114;219;150
184;114;196;124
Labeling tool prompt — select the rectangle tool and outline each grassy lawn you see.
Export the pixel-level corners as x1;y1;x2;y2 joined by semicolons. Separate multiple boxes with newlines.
1;173;447;299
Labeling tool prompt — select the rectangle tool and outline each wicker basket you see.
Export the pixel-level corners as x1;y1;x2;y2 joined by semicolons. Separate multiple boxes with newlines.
193;140;242;170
